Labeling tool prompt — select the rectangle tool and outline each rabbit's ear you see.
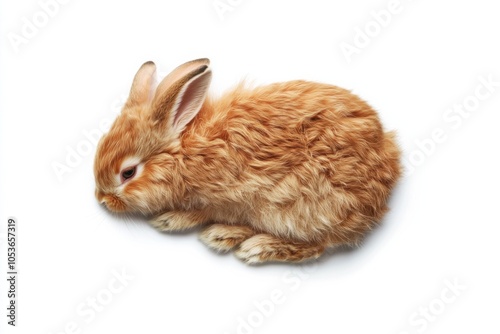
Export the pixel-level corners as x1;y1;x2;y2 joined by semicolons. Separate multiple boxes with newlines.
151;58;211;136
126;61;157;106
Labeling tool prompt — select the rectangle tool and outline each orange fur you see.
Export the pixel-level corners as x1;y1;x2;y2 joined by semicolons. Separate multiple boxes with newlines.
94;59;401;263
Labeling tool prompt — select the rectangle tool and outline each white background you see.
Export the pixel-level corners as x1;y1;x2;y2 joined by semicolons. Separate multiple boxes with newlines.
1;0;499;333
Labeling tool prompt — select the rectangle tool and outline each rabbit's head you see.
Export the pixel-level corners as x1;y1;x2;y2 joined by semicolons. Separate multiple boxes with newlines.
94;59;212;214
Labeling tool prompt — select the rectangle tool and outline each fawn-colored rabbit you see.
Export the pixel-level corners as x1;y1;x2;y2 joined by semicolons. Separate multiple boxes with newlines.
94;58;401;263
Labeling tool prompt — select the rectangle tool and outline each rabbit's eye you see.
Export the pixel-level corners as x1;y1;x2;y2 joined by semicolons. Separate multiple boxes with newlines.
120;166;136;183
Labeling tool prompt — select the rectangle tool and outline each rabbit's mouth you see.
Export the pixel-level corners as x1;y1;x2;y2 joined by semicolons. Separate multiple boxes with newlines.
98;193;128;213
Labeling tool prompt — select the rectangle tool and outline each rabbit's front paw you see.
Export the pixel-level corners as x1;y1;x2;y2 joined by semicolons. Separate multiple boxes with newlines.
150;211;204;232
199;224;255;252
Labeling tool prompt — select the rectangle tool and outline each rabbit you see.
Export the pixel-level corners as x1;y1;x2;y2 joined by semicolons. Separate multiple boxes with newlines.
94;58;401;264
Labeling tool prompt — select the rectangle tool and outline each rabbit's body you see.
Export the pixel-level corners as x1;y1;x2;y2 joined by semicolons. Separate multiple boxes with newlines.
94;59;401;263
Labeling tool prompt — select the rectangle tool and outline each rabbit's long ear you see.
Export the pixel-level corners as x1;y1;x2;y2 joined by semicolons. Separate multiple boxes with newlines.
126;61;157;106
150;58;212;136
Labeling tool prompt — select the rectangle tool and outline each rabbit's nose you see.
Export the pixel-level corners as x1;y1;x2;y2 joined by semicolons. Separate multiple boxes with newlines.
95;189;105;201
96;191;109;209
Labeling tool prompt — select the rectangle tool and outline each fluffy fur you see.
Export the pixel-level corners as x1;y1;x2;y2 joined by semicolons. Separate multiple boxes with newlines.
94;58;401;263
